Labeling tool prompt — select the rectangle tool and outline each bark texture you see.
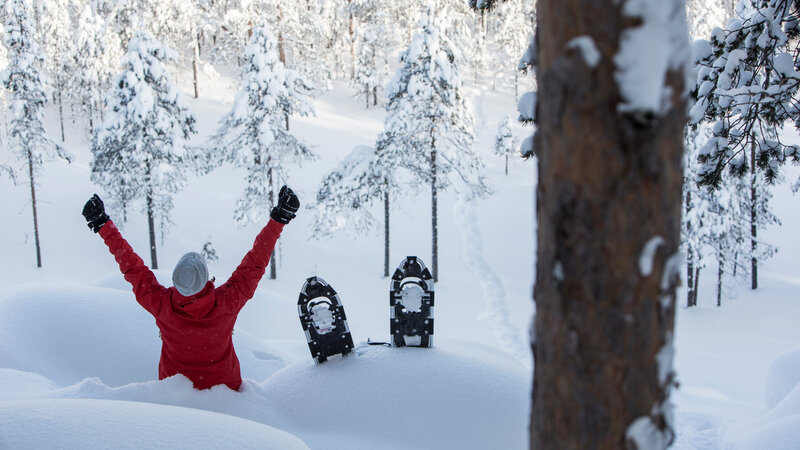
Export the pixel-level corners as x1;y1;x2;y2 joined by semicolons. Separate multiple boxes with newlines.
532;1;686;448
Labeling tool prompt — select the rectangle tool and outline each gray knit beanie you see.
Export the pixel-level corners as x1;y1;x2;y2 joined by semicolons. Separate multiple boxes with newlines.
172;252;208;297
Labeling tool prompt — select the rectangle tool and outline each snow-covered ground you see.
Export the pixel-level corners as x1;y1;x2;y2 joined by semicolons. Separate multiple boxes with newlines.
0;65;799;448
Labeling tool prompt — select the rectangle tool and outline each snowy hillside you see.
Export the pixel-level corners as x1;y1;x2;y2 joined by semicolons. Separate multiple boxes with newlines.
1;64;800;448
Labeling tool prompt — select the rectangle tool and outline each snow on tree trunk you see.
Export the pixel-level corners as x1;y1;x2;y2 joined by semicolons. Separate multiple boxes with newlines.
269;169;277;280
431;141;438;283
146;191;158;270
384;189;390;278
532;0;688;448
750;139;757;290
27;149;41;268
717;263;723;307
192;25;200;99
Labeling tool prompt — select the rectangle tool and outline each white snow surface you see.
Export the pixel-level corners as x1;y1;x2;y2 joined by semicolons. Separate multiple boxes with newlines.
1;58;799;449
764;348;800;409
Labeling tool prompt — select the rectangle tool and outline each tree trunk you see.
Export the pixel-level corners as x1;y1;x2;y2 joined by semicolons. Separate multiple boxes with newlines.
269;167;277;280
532;1;687;448
693;266;700;307
505;154;509;175
750;139;757;290
278;6;287;65
192;25;200;99
716;260;723;307
686;251;695;307
57;89;65;142
384;187;390;278
146;191;158;270
349;12;356;80
431;139;438;283
27;149;42;268
373;86;378;106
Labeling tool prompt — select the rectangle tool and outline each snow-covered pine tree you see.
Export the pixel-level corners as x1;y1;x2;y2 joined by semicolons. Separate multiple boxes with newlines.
3;0;72;268
213;0;329;88
351;23;388;108
691;0;800;187
494;115;518;175
212;23;315;280
682;0;731;307
73;3;121;134
690;0;798;289
686;0;730;39
33;0;77;143
311;145;396;276
142;0;203;98
702;177;750;306
682;126;712;307
91;31;197;270
491;0;532;98
379;8;488;282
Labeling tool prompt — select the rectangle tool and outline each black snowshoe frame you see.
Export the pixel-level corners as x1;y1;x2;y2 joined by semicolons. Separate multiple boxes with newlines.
298;276;354;363
390;256;434;348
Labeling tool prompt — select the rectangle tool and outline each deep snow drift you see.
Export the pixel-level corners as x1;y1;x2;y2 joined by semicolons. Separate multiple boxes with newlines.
0;282;529;449
1;63;799;447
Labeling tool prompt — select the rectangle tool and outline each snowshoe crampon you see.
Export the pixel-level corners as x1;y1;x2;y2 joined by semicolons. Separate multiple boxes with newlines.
390;256;434;348
298;276;354;363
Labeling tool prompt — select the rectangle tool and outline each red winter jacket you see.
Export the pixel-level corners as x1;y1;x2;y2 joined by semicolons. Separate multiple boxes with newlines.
99;219;284;391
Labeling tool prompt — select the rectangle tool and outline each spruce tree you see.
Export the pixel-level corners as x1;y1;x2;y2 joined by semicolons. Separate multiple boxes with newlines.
494;115;518;175
91;31;197;270
212;23;315;279
690;0;795;288
3;0;72;268
73;3;121;134
691;0;800;187
351;24;388;108
379;8;488;282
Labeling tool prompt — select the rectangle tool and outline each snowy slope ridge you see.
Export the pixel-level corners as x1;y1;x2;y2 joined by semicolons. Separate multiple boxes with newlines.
0;282;291;388
0;281;529;450
0;399;309;450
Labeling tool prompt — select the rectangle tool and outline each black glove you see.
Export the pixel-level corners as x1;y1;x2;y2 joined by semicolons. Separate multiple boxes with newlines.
82;194;110;233
270;185;300;224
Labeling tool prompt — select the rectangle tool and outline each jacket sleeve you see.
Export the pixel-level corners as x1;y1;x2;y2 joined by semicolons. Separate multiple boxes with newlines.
98;220;167;316
217;219;285;312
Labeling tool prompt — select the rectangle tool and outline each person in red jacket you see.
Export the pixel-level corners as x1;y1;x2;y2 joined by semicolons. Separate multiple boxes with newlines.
82;186;300;391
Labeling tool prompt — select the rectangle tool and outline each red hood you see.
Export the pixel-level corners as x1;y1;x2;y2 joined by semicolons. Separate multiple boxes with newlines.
172;281;216;319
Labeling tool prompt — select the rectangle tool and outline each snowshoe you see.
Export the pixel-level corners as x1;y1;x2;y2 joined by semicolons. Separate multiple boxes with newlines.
390;256;434;348
298;276;355;363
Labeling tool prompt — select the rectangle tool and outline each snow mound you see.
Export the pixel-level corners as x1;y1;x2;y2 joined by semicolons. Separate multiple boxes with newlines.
0;283;160;387
0;368;57;400
261;341;530;450
0;398;309;450
730;414;800;450
764;347;800;408
0;283;291;388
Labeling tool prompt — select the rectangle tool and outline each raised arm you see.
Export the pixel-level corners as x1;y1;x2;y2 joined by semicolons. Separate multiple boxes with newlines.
218;185;299;311
83;195;166;315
